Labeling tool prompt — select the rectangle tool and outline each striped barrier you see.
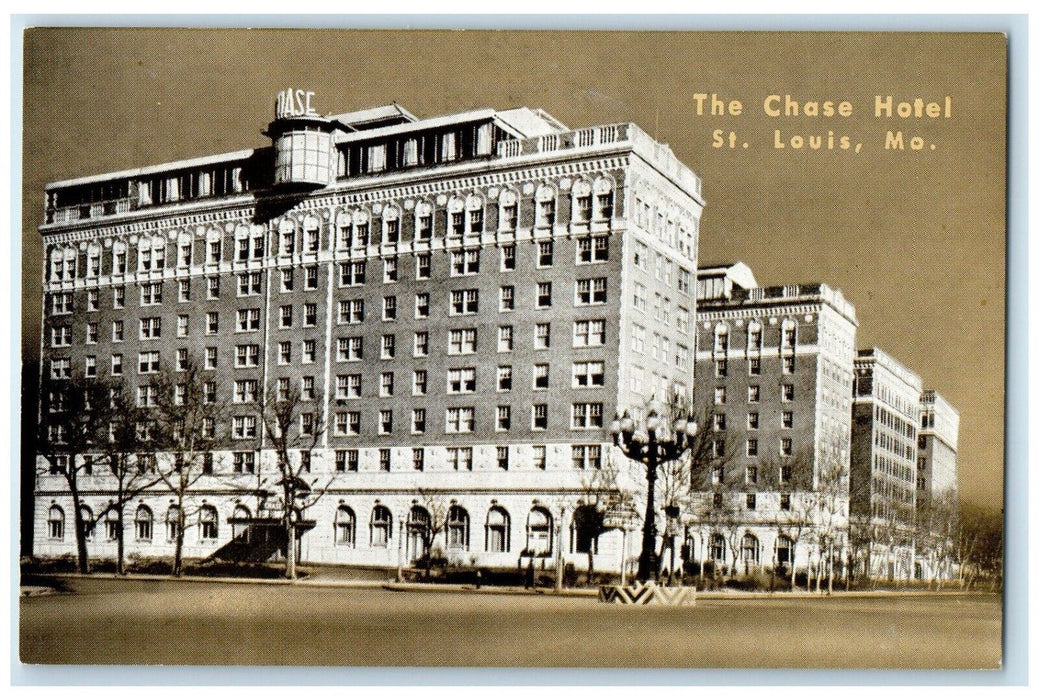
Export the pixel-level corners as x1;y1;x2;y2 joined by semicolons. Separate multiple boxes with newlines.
598;581;697;606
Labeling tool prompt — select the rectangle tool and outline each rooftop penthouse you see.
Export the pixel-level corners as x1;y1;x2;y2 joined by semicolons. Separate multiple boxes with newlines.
42;98;702;229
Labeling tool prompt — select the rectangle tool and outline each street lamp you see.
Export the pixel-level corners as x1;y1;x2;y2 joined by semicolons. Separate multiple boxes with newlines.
611;407;698;583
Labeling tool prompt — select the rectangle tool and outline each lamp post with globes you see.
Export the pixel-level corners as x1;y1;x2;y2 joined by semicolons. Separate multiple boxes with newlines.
610;405;698;583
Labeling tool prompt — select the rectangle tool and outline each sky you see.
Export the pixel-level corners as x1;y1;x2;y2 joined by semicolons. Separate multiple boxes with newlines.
20;28;1006;509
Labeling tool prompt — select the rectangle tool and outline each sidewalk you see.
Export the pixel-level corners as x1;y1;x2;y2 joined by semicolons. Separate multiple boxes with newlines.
22;572;989;599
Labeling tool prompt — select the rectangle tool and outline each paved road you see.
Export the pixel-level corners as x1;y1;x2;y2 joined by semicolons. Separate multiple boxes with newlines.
19;578;1002;668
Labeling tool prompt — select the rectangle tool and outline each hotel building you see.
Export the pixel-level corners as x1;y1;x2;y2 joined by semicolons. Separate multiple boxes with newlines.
691;263;858;575
850;348;923;580
34;95;704;572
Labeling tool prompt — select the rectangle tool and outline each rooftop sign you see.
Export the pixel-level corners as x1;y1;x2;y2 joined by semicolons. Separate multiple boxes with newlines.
275;89;318;119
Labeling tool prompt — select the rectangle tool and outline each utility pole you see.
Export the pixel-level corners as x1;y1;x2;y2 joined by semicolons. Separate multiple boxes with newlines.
555;505;566;592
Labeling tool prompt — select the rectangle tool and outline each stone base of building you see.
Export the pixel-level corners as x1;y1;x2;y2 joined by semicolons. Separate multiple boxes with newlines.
599;581;696;605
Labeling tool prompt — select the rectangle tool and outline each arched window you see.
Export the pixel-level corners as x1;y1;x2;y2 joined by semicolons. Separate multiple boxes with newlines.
535;185;556;228
498;190;518;231
709;532;726;561
447;505;470;550
714;324;729;354
593;177;614;220
166;505;182;542
112;239;128;274
571;181;592;223
447;197;466;237
335;210;352;250
571;504;601;554
105;507;120;541
335;505;355;547
370;505;392;547
351;211;370;248
278;218;297;257
777;535;793;565
414;202;433;241
486;506;510;553
747;321;763;352
205;229;222;264
230;504;251;539
150;235;166;270
303;215;321;254
79;506;95;540
381;207;400;245
47;505;65;540
526;507;553;555
742;533;760;565
465;195;484;234
134;505;153;542
199;505;219;540
781;319;798;350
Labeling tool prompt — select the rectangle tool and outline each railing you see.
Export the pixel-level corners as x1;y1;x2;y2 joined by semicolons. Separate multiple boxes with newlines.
496;122;702;198
46;197;134;225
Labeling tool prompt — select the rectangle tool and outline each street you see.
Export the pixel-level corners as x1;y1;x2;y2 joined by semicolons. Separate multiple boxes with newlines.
20;578;1002;668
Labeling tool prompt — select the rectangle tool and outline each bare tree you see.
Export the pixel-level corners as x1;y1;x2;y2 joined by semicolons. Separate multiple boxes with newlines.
575;450;630;583
253;378;327;580
36;373;113;573
151;356;228;576
96;381;162;575
414;488;451;579
808;441;850;594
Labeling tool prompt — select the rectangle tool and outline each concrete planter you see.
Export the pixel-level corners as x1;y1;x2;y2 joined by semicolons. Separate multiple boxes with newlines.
598;581;697;605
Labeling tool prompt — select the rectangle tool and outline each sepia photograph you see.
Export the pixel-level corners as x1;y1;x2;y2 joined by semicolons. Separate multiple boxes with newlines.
16;25;1011;674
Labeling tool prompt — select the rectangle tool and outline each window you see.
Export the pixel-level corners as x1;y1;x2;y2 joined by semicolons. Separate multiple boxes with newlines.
235;344;260;368
199;506;218;540
233;415;258;439
535;187;556;227
278;341;293;365
781;384;795;402
407;330;428;358
412;370;427;396
380;372;394;397
712;440;726;459
233;379;258;404
380;334;395;359
336;411;361;436
339;299;365;324
412;448;425;471
138;351;159;374
164;506;182;542
416;253;431;280
572;361;605;388
447;506;470;550
536;241;554;267
383;256;398;283
336;373;362;400
534;323;551;349
237;308;261;332
112;320;124;342
414;293;430;319
487;507;510;552
714;387;727;405
111;354;123;376
780;438;793;457
496;406;512;431
499;286;515;312
140;282;163;306
447;367;477;394
339;261;366;286
572;444;603;470
237;272;262;296
378;448;391;472
532;404;548;430
782;411;794;429
500;245;516;271
715;359;728;378
334;506;355;547
337;337;363;361
178;279;191;302
747;412;759;430
782;322;797;349
499;191;518;231
535;281;552;308
50;325;71;348
379;409;393;434
302;303;317;327
371;506;393;547
746;439;759;457
748;385;760;403
783;356;796;375
139;317;161;339
498;325;513;352
207;276;220;299
497;366;512;392
450;249;479;276
571;403;604;429
281;269;294;292
527;508;553;554
174;348;188;372
577;235;609;264
713;413;727;431
305;266;318;290
134;505;153;542
573;319;605;347
382;296;397;321
533;363;549;390
415;204;433;240
532;445;547;470
334;450;353;472
279;305;293;329
302;340;316;364
780;494;792;511
203;381;216;404
450;289;479;315
575;278;607;305
446;407;475;433
447;447;473;471
448;328;477;355
50;358;71;380
746;466;758;484
411;408;426;434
